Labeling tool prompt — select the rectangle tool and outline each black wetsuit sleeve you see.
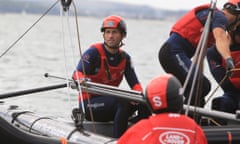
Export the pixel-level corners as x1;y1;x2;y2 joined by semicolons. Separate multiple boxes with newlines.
124;54;141;88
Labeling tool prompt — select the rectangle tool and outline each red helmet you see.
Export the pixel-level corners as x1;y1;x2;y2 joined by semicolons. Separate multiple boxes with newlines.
145;74;183;113
224;0;240;15
100;15;127;35
228;0;240;5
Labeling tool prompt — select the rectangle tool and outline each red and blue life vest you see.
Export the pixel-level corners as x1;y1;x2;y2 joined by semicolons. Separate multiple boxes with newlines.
73;43;126;101
87;43;126;86
171;4;215;48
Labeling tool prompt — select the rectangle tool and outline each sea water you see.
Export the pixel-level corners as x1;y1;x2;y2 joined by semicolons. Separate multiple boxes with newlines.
0;14;222;121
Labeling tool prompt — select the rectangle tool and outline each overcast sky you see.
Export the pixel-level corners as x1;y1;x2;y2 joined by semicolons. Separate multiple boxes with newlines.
104;0;227;10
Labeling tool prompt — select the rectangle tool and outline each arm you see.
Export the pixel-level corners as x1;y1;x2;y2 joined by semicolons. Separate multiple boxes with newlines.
206;46;226;83
124;54;143;92
209;11;232;60
72;48;100;80
213;28;235;75
212;27;232;59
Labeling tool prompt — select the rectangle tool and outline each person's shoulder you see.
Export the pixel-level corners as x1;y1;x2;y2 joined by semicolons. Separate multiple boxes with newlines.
119;49;130;59
162;113;196;122
123;118;150;134
213;10;228;21
117;119;150;144
84;45;99;55
214;10;226;17
179;114;201;125
211;11;228;28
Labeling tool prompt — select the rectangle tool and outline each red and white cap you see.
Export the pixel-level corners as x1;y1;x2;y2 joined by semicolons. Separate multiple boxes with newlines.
100;15;127;35
145;74;183;113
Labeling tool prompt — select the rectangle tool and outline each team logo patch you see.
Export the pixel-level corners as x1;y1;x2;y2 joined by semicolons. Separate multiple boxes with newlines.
83;54;90;63
106;21;115;27
209;60;217;69
159;131;190;144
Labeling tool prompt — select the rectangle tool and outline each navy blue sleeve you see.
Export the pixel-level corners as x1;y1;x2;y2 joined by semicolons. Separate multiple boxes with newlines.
196;9;228;31
207;45;225;83
124;53;141;88
76;47;100;75
211;11;229;30
207;45;236;92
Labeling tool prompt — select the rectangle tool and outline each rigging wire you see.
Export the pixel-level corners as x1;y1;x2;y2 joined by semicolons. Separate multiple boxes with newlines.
205;75;227;104
59;0;83;116
60;0;76;120
59;2;92;133
0;0;60;59
70;0;86;114
181;0;217;117
72;0;97;133
60;0;88;117
205;68;240;104
61;0;97;132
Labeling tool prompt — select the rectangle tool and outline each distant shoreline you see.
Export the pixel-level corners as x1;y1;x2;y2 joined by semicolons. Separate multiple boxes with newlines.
1;0;186;20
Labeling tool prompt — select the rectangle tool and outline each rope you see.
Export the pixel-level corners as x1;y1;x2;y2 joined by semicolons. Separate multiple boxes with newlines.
208;118;222;126
60;8;73;117
205;75;227;104
59;0;86;117
0;0;60;59
205;68;240;104
72;0;96;133
29;117;52;133
184;0;216;116
58;0;93;134
60;0;96;133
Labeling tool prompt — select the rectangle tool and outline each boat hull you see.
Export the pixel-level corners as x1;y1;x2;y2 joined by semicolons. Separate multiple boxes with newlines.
1;104;240;144
0;104;117;144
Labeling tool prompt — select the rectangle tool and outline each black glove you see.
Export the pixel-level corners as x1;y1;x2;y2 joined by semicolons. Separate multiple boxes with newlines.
225;57;235;77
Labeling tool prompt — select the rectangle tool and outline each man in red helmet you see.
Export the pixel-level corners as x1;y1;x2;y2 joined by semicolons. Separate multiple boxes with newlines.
118;74;207;144
158;0;240;119
72;15;150;138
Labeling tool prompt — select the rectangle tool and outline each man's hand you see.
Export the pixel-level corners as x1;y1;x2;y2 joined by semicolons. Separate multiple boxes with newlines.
70;78;91;89
225;57;235;77
78;77;91;83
